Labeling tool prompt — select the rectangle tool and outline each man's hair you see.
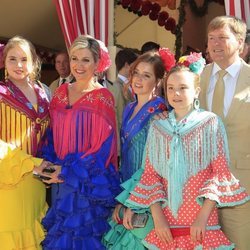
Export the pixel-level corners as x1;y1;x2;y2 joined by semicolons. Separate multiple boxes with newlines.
208;16;247;52
115;48;137;72
141;41;160;54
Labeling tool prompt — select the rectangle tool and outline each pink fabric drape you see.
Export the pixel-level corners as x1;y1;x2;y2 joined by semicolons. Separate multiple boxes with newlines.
224;0;250;29
54;0;109;47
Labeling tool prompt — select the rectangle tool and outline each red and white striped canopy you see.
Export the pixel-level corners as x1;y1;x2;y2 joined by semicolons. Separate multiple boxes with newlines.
224;0;250;29
54;0;109;48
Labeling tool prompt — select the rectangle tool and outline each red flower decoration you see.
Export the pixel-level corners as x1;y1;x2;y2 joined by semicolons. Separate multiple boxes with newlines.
149;11;159;21
158;48;176;72
141;1;152;15
120;0;176;34
121;0;131;8
148;107;155;113
165;17;176;31
96;40;112;73
130;0;142;12
158;103;167;111
151;2;161;12
158;11;169;26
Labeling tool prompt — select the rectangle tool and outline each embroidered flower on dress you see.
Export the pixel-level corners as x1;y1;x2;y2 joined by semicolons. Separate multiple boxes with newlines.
39;106;44;113
158;103;166;111
26;102;33;110
148;107;155;113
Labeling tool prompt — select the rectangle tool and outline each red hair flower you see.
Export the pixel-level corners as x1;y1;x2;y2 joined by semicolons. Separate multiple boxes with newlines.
96;40;112;73
158;48;176;72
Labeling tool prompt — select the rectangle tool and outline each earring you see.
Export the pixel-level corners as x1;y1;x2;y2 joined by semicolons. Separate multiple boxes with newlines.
193;98;200;110
4;69;8;80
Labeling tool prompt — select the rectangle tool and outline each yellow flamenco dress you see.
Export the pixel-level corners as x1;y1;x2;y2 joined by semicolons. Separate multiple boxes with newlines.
0;80;50;250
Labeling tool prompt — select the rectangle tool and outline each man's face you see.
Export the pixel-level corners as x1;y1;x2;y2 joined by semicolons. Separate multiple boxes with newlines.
207;25;242;68
55;53;70;78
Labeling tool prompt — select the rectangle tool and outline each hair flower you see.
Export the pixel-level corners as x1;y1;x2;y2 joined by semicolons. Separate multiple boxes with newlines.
96;39;112;73
177;52;206;74
158;48;176;72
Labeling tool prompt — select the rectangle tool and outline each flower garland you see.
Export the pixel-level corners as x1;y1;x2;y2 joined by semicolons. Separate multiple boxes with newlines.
115;0;224;60
116;0;177;34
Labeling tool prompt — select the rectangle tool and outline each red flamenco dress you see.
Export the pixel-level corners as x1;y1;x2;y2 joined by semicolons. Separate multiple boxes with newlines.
41;84;120;250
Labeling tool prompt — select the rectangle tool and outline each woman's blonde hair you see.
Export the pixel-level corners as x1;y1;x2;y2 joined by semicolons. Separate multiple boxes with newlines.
69;35;100;63
3;36;41;80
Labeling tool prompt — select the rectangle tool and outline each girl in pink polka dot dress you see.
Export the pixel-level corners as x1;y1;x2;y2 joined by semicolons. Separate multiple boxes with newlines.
123;55;249;250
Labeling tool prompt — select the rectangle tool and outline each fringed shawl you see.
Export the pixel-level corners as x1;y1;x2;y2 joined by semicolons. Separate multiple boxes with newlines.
146;109;230;217
0;80;49;156
120;97;166;181
50;84;118;169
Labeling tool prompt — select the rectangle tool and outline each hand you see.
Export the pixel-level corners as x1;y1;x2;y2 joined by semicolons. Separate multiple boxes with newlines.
190;199;216;243
190;214;207;243
41;165;64;184
153;213;173;244
154;110;168;120
123;208;134;230
112;204;123;223
33;160;52;175
151;202;173;244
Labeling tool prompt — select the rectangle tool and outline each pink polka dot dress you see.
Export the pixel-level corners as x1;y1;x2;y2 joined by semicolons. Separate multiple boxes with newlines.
125;110;249;250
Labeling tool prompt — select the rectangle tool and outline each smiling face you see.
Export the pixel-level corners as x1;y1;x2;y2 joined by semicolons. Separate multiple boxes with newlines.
207;25;242;68
70;48;98;82
166;70;200;116
131;62;157;98
5;46;33;83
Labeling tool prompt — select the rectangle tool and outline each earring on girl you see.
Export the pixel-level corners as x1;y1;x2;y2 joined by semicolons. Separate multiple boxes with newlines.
4;69;8;80
193;98;200;110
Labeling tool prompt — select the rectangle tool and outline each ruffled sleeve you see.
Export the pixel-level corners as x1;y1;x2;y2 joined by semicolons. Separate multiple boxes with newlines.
124;155;167;210
197;119;250;207
0;140;43;188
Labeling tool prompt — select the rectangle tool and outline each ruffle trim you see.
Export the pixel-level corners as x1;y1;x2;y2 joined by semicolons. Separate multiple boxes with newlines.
103;220;146;250
0;204;47;250
0;148;36;188
197;174;250;207
42;152;121;250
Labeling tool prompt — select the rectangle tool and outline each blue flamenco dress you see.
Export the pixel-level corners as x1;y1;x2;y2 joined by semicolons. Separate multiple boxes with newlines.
103;96;166;249
41;84;120;250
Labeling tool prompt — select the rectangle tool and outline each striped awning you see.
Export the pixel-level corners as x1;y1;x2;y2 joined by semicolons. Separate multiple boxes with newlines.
54;0;109;47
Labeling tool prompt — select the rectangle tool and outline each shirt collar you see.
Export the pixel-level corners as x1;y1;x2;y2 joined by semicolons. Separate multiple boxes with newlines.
59;74;74;84
117;74;128;84
212;58;241;78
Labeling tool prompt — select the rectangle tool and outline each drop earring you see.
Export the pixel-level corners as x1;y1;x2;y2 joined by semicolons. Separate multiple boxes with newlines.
4;69;8;80
193;98;200;110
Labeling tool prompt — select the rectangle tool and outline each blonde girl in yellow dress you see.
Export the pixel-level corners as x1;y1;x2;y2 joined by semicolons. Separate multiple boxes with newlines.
0;36;50;250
